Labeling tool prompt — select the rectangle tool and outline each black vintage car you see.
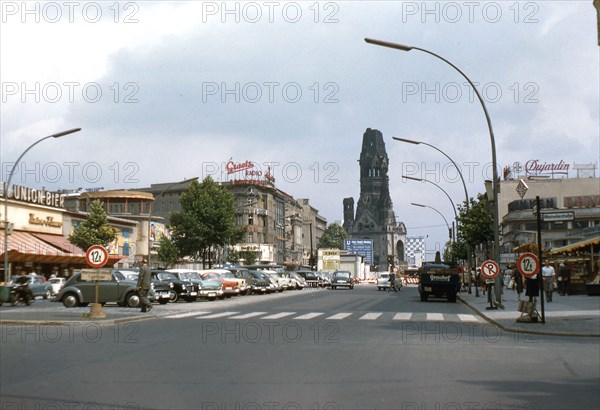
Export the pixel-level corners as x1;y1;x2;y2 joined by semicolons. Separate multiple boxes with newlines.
151;270;197;302
330;271;354;290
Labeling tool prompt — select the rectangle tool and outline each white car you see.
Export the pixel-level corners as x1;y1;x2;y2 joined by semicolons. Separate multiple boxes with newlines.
377;273;391;291
48;277;66;296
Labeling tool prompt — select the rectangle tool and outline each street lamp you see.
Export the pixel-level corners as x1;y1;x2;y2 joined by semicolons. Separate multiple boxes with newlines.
147;177;199;268
402;175;458;223
393;137;469;209
411;202;451;239
2;128;81;281
367;37;500;266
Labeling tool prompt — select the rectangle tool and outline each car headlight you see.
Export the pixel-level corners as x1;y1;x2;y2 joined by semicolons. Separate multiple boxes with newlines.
169;283;174;288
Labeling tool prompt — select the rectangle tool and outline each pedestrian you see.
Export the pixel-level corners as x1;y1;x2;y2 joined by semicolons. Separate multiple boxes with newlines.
541;260;556;302
136;258;153;312
513;268;524;301
388;272;397;292
557;263;571;296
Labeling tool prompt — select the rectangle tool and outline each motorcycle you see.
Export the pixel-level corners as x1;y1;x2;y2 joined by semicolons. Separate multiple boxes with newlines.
8;283;34;306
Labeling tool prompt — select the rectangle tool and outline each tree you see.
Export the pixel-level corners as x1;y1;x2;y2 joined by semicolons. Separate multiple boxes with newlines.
169;177;243;268
317;223;348;249
455;193;495;259
68;199;118;251
157;235;179;268
239;251;257;266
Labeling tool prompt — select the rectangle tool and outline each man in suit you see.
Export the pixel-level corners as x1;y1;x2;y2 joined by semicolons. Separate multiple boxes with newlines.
136;258;153;312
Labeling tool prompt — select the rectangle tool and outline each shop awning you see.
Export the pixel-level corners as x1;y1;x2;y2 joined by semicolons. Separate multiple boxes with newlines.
549;236;600;255
0;231;125;265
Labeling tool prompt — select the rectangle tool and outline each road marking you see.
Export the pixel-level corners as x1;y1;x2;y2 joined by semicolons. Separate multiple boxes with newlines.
326;313;353;320
228;312;268;319
392;313;413;321
196;311;239;319
294;312;324;320
359;312;383;320
426;313;444;321
164;311;212;319
457;314;481;322
261;312;296;319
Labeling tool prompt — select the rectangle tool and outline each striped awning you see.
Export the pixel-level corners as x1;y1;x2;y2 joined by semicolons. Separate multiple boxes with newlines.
0;231;124;265
550;236;600;255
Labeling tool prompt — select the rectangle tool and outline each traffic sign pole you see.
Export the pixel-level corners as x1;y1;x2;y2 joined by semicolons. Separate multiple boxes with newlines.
536;196;545;324
84;245;109;320
481;260;500;310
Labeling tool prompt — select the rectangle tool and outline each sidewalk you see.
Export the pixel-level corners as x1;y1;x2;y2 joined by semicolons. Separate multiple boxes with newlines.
458;287;600;337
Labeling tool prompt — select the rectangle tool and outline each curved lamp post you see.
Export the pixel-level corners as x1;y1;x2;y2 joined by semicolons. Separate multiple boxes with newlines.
411;202;452;241
3;128;81;281
147;177;199;268
366;37;500;267
403;175;458;223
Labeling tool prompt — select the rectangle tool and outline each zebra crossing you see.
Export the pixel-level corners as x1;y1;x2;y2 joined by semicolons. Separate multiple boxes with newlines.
163;310;483;323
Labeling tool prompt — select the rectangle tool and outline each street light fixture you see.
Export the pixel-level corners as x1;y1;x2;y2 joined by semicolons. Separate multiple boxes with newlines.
411;202;452;241
2;128;81;281
367;37;500;266
147;177;199;268
402;175;458;222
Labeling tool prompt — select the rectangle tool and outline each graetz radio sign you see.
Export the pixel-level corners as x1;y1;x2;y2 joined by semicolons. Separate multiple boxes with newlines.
225;159;275;184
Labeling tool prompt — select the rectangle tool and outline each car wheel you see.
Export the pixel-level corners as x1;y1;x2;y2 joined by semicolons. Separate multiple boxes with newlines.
168;290;178;303
62;293;79;308
125;292;141;308
44;289;51;300
9;293;19;306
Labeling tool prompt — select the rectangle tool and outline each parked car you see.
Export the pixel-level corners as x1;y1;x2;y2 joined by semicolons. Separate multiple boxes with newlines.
330;270;354;290
297;270;322;288
316;271;332;288
261;270;285;292
116;269;171;304
199;270;240;297
48;277;66;296
151;270;197;302
166;269;223;301
53;270;156;308
247;270;275;294
288;272;306;290
11;274;52;299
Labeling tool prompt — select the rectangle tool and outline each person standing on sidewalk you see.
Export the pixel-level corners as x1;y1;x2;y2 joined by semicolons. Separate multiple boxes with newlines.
558;263;571;296
512;268;524;301
136;258;153;312
541;260;556;302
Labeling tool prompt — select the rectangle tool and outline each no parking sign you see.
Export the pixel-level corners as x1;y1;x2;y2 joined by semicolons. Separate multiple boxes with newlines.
481;260;500;279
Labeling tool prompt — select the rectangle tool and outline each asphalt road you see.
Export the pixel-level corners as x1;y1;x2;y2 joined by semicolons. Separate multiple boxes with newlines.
1;285;599;410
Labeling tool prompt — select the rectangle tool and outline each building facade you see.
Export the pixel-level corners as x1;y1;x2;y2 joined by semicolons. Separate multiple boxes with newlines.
343;128;407;271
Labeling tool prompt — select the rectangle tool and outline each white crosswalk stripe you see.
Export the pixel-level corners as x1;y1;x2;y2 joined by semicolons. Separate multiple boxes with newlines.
228;312;268;319
164;311;212;319
196;311;239;319
162;310;482;323
293;312;324;320
261;312;296;319
326;313;353;320
359;312;383;320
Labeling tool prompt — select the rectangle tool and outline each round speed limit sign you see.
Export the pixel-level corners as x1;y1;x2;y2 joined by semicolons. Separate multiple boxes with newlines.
86;245;109;268
481;260;500;279
518;252;540;279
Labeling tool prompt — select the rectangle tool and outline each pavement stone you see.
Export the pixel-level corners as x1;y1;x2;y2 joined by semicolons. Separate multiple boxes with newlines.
458;286;600;337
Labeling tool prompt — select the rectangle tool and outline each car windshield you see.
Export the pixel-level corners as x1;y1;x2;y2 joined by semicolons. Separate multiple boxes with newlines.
203;273;220;281
180;272;201;280
156;272;177;281
113;271;126;281
220;272;236;279
335;272;351;278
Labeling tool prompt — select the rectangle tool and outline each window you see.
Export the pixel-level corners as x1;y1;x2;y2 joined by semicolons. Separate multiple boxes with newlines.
248;216;254;225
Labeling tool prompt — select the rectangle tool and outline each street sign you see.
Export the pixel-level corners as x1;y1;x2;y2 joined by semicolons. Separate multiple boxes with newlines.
516;179;528;199
541;211;575;222
517;252;540;279
86;245;109;268
481;260;500;279
81;268;113;281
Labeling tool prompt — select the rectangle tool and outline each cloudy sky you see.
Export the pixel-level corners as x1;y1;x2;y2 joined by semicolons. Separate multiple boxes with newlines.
1;1;598;256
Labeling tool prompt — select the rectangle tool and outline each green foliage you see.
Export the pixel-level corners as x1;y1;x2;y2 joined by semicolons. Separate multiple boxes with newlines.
157;235;179;268
68;200;119;251
317;223;348;250
239;251;257;266
456;194;494;248
169;177;241;267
